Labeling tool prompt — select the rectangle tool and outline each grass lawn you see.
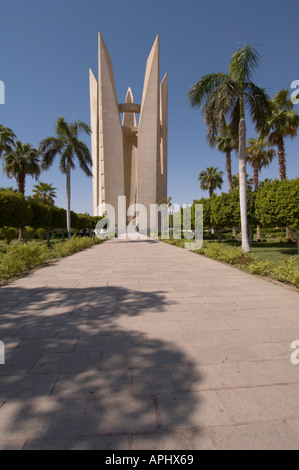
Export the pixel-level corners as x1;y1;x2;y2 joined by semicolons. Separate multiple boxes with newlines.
225;240;299;268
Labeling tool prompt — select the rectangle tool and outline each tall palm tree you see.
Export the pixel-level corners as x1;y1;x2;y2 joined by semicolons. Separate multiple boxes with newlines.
4;141;40;195
0;126;16;182
198;167;223;198
39;117;92;238
187;44;270;252
0;125;16;159
264;89;299;180
215;124;236;192
32;182;57;206
246;138;276;191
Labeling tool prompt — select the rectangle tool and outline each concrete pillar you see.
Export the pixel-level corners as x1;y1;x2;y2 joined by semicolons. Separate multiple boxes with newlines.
138;35;160;230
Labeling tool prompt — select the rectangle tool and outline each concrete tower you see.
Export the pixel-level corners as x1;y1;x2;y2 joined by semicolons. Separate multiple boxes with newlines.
89;33;168;229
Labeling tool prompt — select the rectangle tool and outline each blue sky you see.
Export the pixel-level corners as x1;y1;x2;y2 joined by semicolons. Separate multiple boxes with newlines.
1;0;298;213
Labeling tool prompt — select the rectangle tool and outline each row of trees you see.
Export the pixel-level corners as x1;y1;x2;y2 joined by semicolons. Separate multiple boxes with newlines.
188;44;299;252
192;179;299;253
0;117;92;238
0;189;102;243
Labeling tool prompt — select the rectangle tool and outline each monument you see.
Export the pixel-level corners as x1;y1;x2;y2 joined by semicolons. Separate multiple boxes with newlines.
89;33;168;229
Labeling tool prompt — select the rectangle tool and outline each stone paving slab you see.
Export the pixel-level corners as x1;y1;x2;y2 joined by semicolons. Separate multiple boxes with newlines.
0;236;298;450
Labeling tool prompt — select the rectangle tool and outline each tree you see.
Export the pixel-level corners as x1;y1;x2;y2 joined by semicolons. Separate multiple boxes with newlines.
77;214;90;231
215;124;236;192
192;197;212;232
198;167;223;198
4;141;40;195
210;192;236;242
27;197;52;242
187;44;270;252
39;117;92;238
256;179;299;253
32;182;57;206
0;190;31;229
232;173;253;191
246;138;276;191
264;89;299;180
0;125;16;161
50;206;67;240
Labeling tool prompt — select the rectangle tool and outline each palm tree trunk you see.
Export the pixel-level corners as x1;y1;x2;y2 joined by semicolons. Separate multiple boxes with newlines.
18;172;26;196
253;163;259;192
16;172;26;242
256;225;261;241
238;118;251;253
276;137;294;240
66;163;71;239
226;150;233;192
277;136;287;180
253;163;261;241
226;151;237;237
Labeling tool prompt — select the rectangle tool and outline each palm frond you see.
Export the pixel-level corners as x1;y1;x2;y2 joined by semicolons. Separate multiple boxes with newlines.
39;137;64;169
243;82;270;135
70;139;92;177
229;44;261;83
72;120;91;137
187;73;228;108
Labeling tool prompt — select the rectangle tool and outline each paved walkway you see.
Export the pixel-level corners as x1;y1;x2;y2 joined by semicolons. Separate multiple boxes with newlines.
0;237;299;450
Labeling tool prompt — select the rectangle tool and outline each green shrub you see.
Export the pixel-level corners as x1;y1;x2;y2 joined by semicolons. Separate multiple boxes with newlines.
37;228;46;240
271;257;299;287
0;236;101;281
2;227;18;245
197;242;253;266
247;261;272;276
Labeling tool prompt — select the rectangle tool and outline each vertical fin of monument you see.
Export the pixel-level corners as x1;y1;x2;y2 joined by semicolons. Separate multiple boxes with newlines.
89;68;99;216
122;87;137;127
122;87;138;219
98;33;124;219
160;72;168;202
138;35;160;230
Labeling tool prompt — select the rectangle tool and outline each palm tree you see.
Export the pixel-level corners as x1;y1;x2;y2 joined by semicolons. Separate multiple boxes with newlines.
0;126;16;183
39;117;92;238
264;89;299;180
32;182;57;206
232;173;253;191
198;167;223;198
246;138;276;191
0;125;16;159
4;141;40;195
187;44;270;252
215;124;236;192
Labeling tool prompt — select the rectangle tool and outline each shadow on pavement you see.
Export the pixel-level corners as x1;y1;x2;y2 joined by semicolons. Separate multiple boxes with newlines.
0;285;203;450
